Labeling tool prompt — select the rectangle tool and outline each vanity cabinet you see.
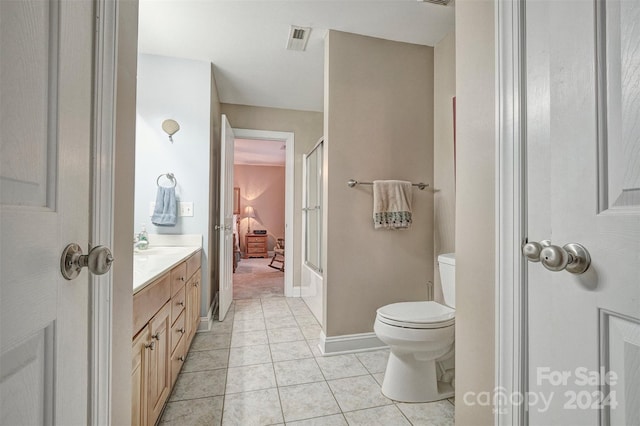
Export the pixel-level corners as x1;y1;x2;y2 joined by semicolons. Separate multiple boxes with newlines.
131;249;202;426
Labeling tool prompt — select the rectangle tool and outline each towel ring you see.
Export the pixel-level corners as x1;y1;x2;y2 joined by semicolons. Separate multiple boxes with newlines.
157;172;177;188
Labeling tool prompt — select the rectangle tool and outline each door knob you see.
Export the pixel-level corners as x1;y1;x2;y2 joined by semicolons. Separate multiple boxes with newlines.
540;243;590;274
522;240;551;262
522;240;590;274
60;244;114;280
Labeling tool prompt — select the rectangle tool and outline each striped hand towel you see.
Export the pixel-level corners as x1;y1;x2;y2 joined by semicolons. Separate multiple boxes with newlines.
372;180;413;230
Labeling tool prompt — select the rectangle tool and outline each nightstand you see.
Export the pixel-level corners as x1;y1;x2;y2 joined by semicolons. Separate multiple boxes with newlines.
245;234;268;258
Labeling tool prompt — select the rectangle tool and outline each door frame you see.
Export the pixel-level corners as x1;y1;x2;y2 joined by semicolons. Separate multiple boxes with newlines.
232;128;296;297
91;0;119;422
495;0;528;424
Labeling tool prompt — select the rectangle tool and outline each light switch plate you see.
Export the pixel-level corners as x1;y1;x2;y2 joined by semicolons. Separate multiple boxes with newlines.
179;202;194;217
149;201;194;217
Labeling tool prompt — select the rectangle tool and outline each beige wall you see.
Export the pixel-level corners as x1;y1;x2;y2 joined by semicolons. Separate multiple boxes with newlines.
220;103;323;287
324;30;434;337
455;0;496;424
111;0;138;423
234;165;285;251
209;66;222;308
433;31;457;302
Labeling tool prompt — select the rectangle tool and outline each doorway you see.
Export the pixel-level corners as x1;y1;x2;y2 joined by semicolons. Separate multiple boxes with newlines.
230;129;295;299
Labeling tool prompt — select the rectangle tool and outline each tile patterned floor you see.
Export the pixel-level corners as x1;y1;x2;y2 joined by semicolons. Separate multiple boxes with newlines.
160;274;455;425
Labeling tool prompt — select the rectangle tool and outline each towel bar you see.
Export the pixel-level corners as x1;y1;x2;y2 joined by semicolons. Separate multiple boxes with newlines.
347;179;428;190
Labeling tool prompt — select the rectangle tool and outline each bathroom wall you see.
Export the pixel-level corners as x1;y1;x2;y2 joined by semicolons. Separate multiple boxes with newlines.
135;53;212;318
323;30;434;337
234;164;286;251
433;31;457;302
455;0;496;423
220;103;323;287
111;0;138;423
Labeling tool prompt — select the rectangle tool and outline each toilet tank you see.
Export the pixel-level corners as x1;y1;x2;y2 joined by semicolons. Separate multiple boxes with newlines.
438;253;456;308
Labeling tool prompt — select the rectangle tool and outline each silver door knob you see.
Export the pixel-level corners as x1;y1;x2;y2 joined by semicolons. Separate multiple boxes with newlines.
522;240;590;274
522;240;551;262
60;244;115;280
540;243;590;274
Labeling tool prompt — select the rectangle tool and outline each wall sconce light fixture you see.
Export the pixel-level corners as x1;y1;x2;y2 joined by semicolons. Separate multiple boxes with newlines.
162;119;180;143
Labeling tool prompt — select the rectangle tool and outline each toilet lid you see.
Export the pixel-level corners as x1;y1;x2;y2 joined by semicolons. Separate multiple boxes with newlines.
376;301;455;329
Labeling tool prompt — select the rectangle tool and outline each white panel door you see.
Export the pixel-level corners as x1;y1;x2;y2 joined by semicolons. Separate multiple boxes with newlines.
218;115;235;320
0;0;94;424
526;0;640;424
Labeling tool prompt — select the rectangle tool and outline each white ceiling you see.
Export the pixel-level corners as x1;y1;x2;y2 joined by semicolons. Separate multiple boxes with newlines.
234;138;286;166
138;1;455;113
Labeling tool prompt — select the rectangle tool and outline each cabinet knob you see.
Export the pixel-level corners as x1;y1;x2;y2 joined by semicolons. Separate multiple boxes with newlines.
145;341;155;351
180;276;185;282
152;333;160;341
178;328;185;334
177;301;184;307
178;356;185;362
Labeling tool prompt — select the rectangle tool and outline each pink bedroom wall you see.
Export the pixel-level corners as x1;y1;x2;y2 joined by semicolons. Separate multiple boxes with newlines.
234;164;285;252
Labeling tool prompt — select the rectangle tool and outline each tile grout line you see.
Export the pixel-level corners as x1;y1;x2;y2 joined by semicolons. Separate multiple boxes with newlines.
262;296;288;425
219;300;235;426
394;400;415;426
309;345;346;420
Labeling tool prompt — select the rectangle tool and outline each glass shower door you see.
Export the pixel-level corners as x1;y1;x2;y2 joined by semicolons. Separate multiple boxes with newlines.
303;141;322;272
301;139;323;324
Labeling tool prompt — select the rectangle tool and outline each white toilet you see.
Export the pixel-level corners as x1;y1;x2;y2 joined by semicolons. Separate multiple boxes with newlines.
374;253;456;402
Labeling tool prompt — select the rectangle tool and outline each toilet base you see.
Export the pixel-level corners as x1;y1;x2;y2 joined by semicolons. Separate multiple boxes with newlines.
381;352;455;403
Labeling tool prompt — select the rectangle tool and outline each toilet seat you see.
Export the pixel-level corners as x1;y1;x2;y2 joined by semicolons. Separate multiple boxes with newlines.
376;301;455;329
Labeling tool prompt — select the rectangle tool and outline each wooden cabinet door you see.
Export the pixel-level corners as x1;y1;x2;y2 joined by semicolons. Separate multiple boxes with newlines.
185;270;201;345
132;326;151;426
147;302;171;426
192;271;201;336
185;278;194;343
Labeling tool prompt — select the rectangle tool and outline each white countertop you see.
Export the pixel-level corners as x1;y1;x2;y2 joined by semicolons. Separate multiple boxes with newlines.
133;246;201;294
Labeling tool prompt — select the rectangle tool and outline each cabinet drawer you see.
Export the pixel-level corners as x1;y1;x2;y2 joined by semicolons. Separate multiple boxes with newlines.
170;336;186;388
133;273;171;335
186;250;201;280
171;286;186;325
247;242;265;249
170;262;187;296
171;310;186;354
246;236;265;243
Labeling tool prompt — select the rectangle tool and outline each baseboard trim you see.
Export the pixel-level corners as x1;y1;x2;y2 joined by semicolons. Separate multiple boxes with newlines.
198;299;217;332
319;331;387;356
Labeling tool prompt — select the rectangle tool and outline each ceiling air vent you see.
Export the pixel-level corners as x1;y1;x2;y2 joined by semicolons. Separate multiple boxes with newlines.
418;0;452;5
286;25;311;51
